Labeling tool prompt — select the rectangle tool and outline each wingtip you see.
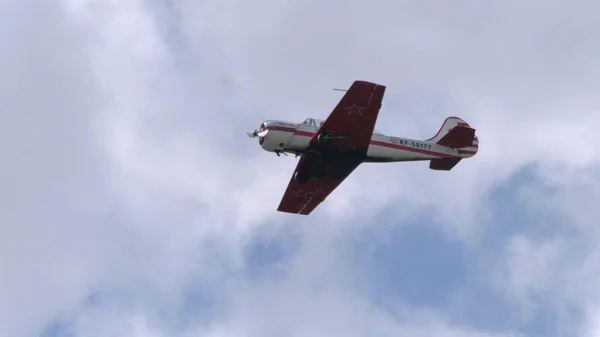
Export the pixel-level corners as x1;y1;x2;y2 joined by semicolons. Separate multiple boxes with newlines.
352;80;386;89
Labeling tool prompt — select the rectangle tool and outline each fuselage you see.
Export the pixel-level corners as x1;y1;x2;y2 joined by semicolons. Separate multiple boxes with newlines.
253;118;477;162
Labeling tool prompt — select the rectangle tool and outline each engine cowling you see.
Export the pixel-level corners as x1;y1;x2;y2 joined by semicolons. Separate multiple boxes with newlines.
259;122;295;153
248;120;297;153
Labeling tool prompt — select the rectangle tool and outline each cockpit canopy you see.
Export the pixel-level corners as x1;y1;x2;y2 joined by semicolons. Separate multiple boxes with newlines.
301;117;384;135
301;118;323;127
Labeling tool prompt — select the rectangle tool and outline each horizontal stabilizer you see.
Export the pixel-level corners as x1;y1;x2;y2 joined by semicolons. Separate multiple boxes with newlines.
430;158;462;171
436;126;475;149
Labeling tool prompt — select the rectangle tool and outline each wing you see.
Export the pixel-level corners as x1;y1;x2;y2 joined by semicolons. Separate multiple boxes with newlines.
310;80;386;153
277;80;385;215
277;155;361;215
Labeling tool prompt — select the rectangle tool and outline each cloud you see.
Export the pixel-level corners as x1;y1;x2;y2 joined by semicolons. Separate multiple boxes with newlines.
2;0;600;337
493;235;567;316
0;0;114;336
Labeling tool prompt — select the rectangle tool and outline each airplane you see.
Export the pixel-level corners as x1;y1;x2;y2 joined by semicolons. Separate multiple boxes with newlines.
247;80;479;215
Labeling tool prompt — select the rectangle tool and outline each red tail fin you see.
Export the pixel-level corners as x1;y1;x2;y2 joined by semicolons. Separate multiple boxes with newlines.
436;126;476;148
427;117;479;171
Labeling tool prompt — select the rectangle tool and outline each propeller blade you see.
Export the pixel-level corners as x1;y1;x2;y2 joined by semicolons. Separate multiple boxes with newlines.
247;129;268;138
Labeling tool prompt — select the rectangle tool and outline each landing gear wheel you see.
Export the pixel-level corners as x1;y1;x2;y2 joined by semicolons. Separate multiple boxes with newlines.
317;133;331;145
294;170;309;184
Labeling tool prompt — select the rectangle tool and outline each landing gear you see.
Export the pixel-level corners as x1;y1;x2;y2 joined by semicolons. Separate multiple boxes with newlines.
317;133;332;146
294;170;309;184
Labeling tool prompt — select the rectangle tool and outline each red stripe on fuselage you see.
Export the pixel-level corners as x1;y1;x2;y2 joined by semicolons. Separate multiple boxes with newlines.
369;140;455;158
294;130;314;137
267;126;297;133
266;128;457;158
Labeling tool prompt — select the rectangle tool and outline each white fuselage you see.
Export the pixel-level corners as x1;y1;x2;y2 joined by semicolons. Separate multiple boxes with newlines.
256;119;476;162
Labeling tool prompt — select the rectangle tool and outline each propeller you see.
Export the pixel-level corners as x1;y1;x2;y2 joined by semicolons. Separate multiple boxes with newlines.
247;129;269;138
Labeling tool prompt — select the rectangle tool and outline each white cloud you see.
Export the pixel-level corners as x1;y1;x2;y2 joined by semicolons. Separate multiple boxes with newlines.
0;0;114;336
3;0;600;336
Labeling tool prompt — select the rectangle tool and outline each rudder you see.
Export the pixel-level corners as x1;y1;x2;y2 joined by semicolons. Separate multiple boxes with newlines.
426;117;472;144
427;117;479;171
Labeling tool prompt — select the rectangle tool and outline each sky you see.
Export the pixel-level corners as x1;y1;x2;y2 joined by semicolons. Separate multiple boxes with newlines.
1;0;600;336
